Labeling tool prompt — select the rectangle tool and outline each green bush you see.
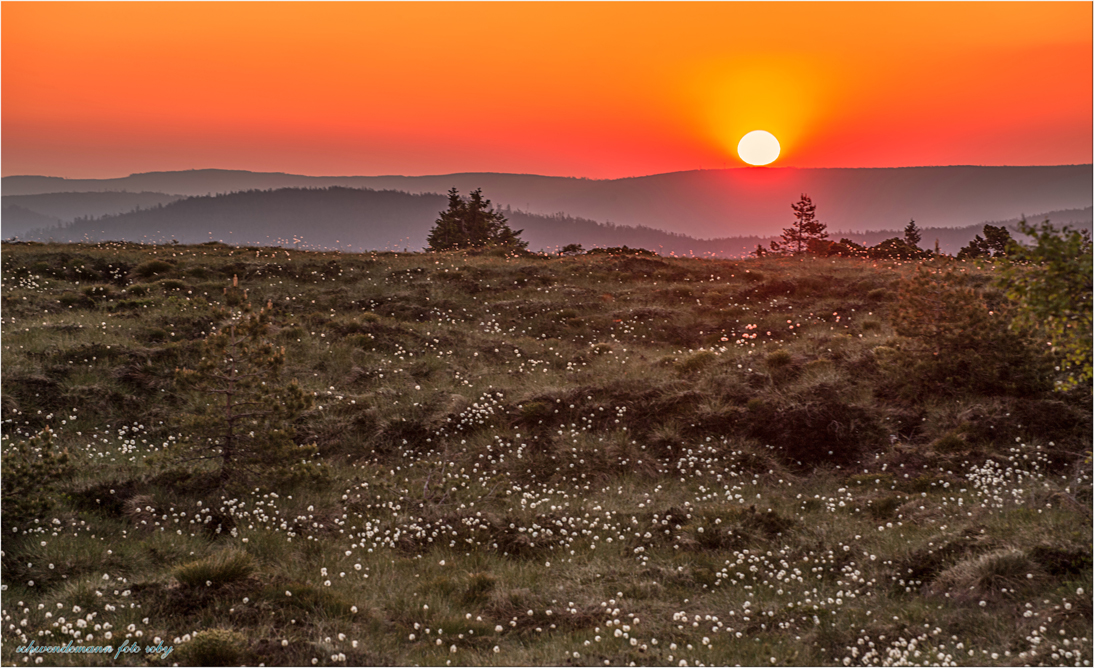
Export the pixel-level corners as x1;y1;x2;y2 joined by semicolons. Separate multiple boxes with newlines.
999;220;1093;390
891;267;1052;397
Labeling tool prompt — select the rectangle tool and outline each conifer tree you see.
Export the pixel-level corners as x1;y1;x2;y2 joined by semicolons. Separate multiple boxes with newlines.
169;307;321;487
770;194;828;255
904;219;922;247
426;188;527;251
958;224;1013;259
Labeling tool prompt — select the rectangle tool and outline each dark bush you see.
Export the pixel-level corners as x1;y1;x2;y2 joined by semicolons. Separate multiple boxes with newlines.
745;386;885;468
889;268;1053;398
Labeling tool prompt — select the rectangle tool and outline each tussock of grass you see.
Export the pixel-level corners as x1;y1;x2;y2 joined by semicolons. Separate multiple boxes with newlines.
177;628;251;666
173;549;255;589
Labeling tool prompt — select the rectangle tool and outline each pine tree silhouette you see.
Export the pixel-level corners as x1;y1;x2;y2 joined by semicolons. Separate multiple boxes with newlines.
427;188;526;251
771;194;828;255
904;219;922;247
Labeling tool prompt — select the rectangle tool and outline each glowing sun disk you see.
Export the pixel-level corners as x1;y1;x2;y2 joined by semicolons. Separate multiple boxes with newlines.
738;130;780;166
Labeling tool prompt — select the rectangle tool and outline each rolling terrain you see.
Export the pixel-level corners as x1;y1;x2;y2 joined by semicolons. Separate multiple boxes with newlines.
8;185;1091;257
1;241;1090;666
5;165;1091;239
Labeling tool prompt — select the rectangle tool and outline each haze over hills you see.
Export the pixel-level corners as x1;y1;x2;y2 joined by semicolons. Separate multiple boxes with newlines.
1;191;183;237
4;165;1091;240
13;186;1091;257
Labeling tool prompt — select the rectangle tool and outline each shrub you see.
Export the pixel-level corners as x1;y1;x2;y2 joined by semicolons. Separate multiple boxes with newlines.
998;220;1093;390
585;246;658;257
867;237;930;260
0;428;72;533
142;327;169;343
746;388;884;468
891;267;1051;397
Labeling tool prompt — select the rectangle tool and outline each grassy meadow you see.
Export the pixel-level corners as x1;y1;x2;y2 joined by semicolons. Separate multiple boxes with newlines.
1;241;1090;666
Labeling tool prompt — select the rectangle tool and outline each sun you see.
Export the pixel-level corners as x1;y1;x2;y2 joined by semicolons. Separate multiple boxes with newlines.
737;130;780;166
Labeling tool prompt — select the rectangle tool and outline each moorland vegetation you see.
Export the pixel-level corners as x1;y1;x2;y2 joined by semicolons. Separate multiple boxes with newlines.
0;235;1090;666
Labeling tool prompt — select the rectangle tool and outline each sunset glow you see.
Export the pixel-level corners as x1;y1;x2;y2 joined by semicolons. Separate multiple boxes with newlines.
3;2;1091;178
738;131;781;167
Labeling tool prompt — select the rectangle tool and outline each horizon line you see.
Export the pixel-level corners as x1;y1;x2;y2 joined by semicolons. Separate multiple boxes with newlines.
4;163;1093;183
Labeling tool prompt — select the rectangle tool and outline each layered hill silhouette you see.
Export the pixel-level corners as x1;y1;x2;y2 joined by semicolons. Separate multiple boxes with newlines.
14;186;1091;257
4;165;1091;239
2;191;182;237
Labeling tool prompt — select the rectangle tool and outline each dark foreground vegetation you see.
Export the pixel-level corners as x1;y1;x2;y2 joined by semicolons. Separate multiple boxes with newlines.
1;241;1090;666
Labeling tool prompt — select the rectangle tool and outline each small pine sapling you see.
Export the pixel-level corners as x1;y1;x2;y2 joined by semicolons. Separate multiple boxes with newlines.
168;307;323;488
1;428;72;533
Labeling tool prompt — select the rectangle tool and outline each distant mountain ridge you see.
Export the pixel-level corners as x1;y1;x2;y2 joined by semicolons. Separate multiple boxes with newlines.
15;186;1091;257
4;165;1090;239
1;191;183;237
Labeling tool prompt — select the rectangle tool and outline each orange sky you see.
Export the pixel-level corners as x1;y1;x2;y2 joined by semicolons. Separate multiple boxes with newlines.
3;2;1091;179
